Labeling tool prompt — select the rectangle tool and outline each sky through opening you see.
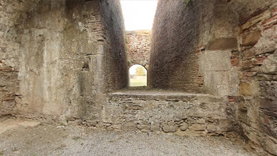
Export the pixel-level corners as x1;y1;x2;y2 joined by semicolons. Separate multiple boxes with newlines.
120;0;158;31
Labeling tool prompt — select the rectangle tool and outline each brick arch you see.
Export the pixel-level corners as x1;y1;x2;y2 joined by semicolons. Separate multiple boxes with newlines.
128;64;147;87
126;30;151;70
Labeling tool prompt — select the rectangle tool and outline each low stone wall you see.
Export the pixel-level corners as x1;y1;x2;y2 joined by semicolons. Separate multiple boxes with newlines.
99;91;230;136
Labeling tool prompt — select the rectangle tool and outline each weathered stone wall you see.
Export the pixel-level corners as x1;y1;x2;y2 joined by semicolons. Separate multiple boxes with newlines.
99;0;128;93
1;0;276;155
126;30;151;69
0;0;127;121
0;0;38;117
100;91;230;136
198;0;240;97
14;0;102;121
80;0;128;124
149;0;203;91
149;0;240;96
231;1;277;155
149;0;277;155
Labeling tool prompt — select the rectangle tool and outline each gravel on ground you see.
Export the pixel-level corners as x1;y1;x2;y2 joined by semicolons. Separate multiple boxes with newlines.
0;119;257;156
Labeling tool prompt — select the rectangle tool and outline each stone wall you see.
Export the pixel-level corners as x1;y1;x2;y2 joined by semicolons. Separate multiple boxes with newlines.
149;0;277;155
80;0;128;124
0;0;127;121
149;0;203;91
126;30;151;69
100;91;230;136
0;0;38;117
15;0;102;120
1;0;277;155
99;0;128;93
198;0;240;97
149;0;240;96
232;1;277;155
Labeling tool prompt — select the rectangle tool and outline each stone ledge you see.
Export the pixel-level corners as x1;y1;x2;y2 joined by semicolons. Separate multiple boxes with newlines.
95;90;230;136
109;90;220;98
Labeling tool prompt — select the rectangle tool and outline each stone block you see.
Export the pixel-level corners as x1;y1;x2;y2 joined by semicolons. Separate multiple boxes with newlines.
260;114;277;138
260;100;277;117
207;124;217;132
241;30;261;46
260;54;277;73
241;10;271;30
199;50;232;71
203;71;238;96
254;39;276;56
241;60;253;70
240;123;260;145
243;49;255;58
263;137;277;155
180;123;189;131
162;122;178;133
239;81;259;96
207;38;238;50
137;121;151;132
189;124;206;131
122;122;137;131
239;82;251;96
150;123;160;132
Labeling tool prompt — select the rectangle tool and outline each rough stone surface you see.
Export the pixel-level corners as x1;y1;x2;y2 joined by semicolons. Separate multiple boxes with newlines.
148;1;277;155
126;30;151;69
149;0;239;96
207;38;238;50
149;0;205;91
180;123;189;131
99;0;128;93
241;30;261;46
234;3;277;155
98;90;230;136
0;0;38;117
0;0;127;121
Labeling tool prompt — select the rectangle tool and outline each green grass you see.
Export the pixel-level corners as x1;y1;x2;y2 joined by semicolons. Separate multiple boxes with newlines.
130;79;147;87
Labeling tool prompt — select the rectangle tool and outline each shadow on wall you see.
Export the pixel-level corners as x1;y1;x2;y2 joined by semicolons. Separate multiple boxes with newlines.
129;65;147;87
148;0;201;92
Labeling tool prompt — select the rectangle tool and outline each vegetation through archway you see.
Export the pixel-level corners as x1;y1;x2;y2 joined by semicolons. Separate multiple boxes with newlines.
129;65;147;87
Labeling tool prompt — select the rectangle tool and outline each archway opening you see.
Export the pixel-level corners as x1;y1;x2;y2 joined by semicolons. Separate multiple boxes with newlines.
120;0;157;89
129;65;147;87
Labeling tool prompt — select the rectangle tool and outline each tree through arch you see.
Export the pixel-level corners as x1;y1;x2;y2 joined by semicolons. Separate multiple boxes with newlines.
129;65;147;87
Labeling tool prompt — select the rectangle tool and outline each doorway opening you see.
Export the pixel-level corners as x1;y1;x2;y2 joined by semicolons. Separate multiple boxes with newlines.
129;65;147;87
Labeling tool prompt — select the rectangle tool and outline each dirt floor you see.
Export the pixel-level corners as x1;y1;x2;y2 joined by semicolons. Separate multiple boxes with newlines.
0;118;257;156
